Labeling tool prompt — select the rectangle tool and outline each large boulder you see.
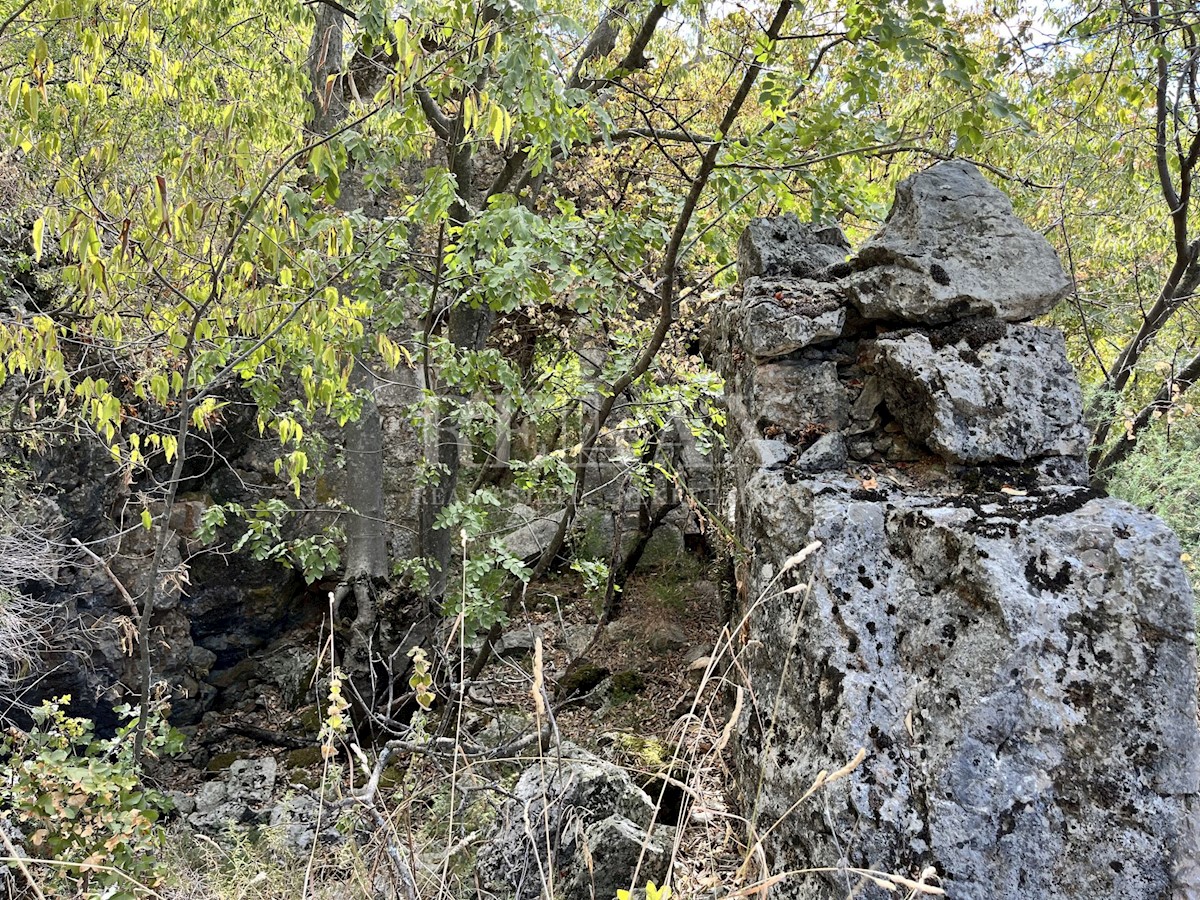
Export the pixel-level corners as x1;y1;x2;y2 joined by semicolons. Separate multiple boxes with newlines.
734;477;1200;900
843;161;1071;324
721;164;1200;900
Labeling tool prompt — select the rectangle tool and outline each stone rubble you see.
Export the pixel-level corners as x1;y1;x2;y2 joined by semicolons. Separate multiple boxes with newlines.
477;743;675;900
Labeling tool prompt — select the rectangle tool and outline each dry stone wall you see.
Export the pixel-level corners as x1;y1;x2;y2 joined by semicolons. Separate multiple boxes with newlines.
720;161;1200;899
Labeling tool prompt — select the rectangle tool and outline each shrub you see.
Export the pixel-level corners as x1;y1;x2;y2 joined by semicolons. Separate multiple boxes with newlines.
0;696;183;899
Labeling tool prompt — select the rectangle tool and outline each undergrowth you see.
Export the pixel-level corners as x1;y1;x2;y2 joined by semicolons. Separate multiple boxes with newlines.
2;553;946;900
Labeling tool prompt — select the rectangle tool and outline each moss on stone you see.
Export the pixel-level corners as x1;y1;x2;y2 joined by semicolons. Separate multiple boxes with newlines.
285;746;324;770
611;669;646;699
207;750;253;772
557;661;610;698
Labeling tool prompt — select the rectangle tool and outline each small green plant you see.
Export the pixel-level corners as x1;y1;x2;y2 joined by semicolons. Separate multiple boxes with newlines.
434;490;532;633
320;669;351;760
408;646;435;710
1;696;184;898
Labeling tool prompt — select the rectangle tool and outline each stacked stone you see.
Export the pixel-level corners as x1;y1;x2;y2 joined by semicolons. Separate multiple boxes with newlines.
721;161;1200;899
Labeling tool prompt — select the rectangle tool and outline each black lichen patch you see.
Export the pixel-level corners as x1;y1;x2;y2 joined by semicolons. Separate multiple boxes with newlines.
851;487;889;501
934;486;1104;541
1025;549;1073;592
928;318;1008;351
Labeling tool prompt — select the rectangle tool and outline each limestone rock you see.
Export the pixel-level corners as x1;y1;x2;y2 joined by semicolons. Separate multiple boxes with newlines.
495;625;543;657
563;815;674;900
737;214;850;282
875;324;1088;465
733;277;846;359
477;744;674;900
186;757;278;834
743;360;848;438
739;438;795;471
502;505;566;561
733;479;1200;899
724;167;1200;899
795;432;847;473
844;161;1070;323
269;791;345;854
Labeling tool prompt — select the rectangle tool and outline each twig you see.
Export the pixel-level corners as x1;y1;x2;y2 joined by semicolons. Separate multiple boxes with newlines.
70;538;140;620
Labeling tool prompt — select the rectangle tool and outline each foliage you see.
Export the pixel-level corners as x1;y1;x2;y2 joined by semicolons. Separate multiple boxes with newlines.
198;500;344;584
1107;415;1200;593
0;697;184;899
408;646;436;710
319;670;351;760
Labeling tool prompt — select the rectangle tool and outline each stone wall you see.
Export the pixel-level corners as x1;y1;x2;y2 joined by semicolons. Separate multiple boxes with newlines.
720;161;1200;898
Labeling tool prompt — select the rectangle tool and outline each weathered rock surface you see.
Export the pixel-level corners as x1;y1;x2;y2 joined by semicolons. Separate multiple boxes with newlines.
736;476;1200;899
187;757;278;833
738;214;850;282
876;324;1088;465
844;160;1071;324
502;504;567;561
477;744;675;900
731;276;846;359
721;161;1200;899
736;359;848;441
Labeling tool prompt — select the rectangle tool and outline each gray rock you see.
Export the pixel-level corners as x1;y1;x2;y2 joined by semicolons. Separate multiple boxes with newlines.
795;432;847;473
562;623;597;658
185;758;278;834
647;622;689;653
737;214;850;282
563;815;675;900
639;521;686;569
746;360;848;437
732;480;1200;900
502;506;566;561
228;757;277;805
477;744;671;900
166;790;196;817
722;161;1200;899
193;780;228;814
734;276;847;358
495;625;543;657
685;644;713;666
269;790;345;854
875;324;1088;464
740;438;795;470
844;161;1071;323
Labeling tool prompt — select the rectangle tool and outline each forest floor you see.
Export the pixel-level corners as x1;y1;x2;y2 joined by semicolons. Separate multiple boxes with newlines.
150;551;756;899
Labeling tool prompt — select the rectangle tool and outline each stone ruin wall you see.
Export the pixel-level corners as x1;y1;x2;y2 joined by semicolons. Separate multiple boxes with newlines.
719;161;1200;899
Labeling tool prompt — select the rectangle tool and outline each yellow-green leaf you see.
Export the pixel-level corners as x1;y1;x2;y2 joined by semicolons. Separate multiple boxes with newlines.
31;217;44;262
